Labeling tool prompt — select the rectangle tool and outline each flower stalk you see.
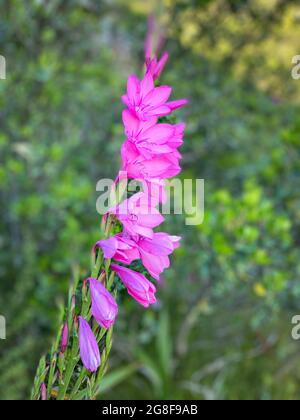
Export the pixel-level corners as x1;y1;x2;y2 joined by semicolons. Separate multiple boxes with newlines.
31;18;187;400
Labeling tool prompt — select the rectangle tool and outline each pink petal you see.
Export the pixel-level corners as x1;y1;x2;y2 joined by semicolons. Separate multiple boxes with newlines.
144;124;175;143
154;52;169;79
97;237;119;259
122;109;140;136
136;211;165;228
146;105;171;117
144;85;172;107
139;233;175;256
121;94;131;107
140;250;170;280
127;75;140;104
140;72;154;98
165;98;188;111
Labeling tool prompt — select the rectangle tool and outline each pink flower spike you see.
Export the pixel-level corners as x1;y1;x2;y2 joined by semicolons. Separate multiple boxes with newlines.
89;278;118;329
111;264;156;307
78;317;101;373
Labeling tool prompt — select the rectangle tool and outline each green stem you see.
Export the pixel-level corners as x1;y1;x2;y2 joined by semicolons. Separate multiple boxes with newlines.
31;213;118;400
57;337;79;400
69;367;87;399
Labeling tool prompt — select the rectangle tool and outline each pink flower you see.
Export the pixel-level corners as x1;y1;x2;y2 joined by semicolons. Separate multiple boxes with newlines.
122;109;185;160
78;316;101;373
137;233;181;280
95;232;180;281
109;192;164;239
89;278;118;329
95;234;139;264
111;264;156;308
122;72;187;121
121;142;181;181
123;109;157;141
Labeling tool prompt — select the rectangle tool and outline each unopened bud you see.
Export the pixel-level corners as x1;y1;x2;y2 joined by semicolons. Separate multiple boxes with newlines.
60;323;68;353
40;383;47;401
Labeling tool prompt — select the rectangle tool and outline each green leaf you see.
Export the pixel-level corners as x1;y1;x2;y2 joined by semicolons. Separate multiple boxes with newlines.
96;364;138;396
157;310;172;378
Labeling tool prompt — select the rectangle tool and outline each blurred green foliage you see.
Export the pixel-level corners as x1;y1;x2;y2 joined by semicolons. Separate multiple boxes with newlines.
1;0;300;400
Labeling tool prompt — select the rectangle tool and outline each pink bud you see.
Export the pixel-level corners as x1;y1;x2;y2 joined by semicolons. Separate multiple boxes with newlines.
89;278;118;329
40;383;47;401
60;323;68;353
78;317;101;373
111;264;156;308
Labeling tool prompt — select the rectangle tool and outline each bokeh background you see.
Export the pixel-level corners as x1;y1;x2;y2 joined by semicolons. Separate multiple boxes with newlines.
1;0;300;400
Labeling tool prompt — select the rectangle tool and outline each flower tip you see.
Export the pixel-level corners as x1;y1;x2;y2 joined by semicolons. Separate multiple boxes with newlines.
168;98;189;111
